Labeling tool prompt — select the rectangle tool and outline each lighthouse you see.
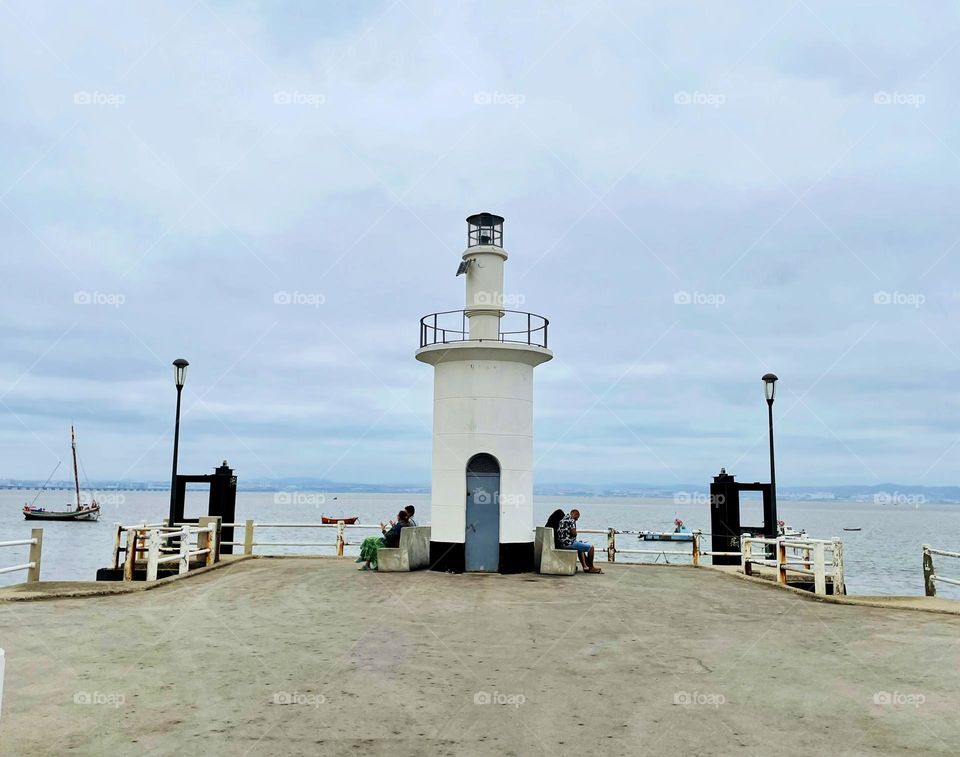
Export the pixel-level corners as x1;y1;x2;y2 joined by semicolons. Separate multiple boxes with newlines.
416;213;552;573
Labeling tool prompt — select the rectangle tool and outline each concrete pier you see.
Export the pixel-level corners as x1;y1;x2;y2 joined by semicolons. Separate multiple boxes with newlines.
1;559;958;755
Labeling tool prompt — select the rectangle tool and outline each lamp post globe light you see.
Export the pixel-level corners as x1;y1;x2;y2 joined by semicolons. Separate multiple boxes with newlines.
762;373;778;534
168;359;189;525
174;359;189;388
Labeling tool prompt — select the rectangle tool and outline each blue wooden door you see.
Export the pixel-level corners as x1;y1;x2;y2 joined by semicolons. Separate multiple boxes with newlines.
465;454;500;572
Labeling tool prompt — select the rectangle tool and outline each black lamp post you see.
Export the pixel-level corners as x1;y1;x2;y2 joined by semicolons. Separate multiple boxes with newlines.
168;359;189;526
762;373;778;535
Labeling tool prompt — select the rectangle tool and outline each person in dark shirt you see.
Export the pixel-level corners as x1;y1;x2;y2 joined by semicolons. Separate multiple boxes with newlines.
382;510;410;547
358;510;410;570
545;509;565;548
557;508;601;573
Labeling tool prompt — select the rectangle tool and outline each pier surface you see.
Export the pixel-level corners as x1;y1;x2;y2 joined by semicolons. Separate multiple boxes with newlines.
1;559;958;756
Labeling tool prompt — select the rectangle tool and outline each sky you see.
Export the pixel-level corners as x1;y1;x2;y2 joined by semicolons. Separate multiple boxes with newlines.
2;1;960;487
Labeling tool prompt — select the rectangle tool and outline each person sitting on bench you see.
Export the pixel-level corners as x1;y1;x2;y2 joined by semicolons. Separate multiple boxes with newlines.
357;510;411;570
556;509;601;573
545;509;565;548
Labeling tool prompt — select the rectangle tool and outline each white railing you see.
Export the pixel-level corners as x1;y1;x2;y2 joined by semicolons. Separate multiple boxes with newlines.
115;523;179;580
115;521;219;582
220;520;384;556
741;536;845;596
145;523;218;582
105;520;844;598
220;522;708;563
0;529;43;583
922;544;960;596
578;528;706;565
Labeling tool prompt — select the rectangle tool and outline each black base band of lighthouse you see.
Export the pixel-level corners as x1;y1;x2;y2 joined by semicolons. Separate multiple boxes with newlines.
430;542;534;574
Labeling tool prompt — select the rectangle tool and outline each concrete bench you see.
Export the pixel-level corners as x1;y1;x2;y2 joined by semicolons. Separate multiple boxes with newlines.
534;526;577;576
377;526;431;572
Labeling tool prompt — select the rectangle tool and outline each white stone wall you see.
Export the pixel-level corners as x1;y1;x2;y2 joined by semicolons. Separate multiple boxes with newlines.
463;246;506;340
429;356;536;544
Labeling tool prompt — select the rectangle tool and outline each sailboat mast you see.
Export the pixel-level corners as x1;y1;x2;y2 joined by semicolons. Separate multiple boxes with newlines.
71;425;81;508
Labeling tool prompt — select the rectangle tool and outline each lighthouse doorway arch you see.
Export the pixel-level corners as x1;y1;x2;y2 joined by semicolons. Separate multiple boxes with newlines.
465;453;500;572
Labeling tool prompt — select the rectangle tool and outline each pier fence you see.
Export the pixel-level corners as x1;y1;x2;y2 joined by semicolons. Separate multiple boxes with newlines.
0;529;42;583
109;520;843;596
113;522;218;581
224;521;384;557
221;522;719;565
145;523;218;581
922;544;960;596
741;535;844;596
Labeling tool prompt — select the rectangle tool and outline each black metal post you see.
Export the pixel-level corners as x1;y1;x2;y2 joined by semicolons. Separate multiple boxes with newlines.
766;398;778;533
168;384;184;526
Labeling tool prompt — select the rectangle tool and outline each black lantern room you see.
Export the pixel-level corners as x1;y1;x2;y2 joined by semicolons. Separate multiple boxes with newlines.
467;212;504;248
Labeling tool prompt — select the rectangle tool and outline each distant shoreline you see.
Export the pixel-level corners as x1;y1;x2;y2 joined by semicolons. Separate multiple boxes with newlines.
1;486;959;504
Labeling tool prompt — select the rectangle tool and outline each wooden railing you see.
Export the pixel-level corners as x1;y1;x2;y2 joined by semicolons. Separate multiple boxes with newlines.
741;536;845;596
0;529;42;583
146;523;218;581
114;520;219;581
922;545;960;596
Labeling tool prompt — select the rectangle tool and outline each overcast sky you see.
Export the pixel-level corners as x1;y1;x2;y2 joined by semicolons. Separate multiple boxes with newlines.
2;1;959;487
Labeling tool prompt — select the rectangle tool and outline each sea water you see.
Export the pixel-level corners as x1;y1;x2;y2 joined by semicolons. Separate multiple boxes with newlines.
1;490;958;597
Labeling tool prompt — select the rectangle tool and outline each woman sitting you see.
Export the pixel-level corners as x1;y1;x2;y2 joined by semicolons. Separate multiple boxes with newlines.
357;510;411;570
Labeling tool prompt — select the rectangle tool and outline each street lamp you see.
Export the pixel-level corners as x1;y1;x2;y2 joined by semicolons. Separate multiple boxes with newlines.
762;373;778;536
168;359;189;525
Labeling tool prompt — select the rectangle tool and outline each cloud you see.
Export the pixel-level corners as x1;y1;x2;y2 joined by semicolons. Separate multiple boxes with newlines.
3;1;960;485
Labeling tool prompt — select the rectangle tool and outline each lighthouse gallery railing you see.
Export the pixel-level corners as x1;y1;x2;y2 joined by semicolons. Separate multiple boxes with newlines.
419;310;549;349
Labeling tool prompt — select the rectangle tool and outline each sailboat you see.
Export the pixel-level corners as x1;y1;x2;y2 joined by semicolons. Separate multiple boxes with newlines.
22;426;101;521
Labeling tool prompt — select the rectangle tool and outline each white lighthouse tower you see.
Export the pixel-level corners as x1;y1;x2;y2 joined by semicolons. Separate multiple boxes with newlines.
416;213;552;572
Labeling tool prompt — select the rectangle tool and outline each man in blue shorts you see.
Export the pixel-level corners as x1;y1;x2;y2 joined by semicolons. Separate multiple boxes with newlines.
556;509;601;573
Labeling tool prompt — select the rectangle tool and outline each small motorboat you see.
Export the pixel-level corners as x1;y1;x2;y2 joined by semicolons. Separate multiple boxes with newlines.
639;519;694;542
843;527;862;532
321;515;358;525
777;520;806;538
